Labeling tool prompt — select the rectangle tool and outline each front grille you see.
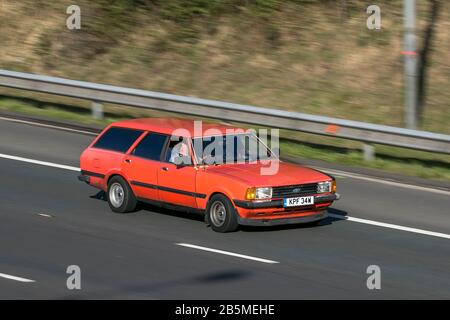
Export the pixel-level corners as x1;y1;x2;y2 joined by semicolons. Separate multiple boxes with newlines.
272;183;317;198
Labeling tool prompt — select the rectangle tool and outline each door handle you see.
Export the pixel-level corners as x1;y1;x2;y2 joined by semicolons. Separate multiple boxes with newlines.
161;167;169;171
124;159;132;163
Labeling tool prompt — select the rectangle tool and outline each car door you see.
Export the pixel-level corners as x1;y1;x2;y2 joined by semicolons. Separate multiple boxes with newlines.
157;137;200;208
86;126;145;189
122;132;168;201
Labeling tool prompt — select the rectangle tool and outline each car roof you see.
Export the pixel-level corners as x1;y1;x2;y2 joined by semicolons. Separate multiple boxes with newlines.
110;118;247;138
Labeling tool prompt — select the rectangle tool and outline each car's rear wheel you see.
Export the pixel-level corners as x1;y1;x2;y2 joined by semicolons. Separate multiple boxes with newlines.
206;194;239;233
107;176;137;213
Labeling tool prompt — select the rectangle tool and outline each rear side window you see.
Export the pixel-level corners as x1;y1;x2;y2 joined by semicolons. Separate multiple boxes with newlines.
93;127;143;153
132;132;168;161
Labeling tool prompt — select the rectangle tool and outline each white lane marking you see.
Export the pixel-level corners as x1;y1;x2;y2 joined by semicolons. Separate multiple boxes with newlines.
38;213;52;218
329;213;450;240
176;243;280;264
313;166;450;196
0;272;35;283
0;152;448;241
0;153;80;172
0;116;97;135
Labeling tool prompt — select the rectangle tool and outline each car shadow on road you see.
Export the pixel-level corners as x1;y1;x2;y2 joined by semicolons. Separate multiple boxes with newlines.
90;190;205;222
90;190;107;200
139;202;206;222
90;190;348;231
56;269;251;299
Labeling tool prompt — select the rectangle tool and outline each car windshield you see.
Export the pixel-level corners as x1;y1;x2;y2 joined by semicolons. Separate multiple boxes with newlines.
192;133;272;165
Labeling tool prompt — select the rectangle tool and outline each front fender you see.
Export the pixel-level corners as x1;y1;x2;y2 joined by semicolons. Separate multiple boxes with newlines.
196;171;248;210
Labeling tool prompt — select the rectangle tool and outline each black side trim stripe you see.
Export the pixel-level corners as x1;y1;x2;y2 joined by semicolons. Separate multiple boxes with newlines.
131;181;157;189
159;185;207;199
130;180;206;199
80;170;105;178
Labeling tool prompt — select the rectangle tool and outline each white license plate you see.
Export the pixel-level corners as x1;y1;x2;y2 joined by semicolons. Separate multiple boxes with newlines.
283;196;314;207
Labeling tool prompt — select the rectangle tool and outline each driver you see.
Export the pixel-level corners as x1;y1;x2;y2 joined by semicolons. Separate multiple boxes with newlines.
169;141;190;165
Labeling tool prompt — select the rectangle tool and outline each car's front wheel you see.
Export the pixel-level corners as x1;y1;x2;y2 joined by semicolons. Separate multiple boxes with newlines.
107;176;137;213
206;194;239;233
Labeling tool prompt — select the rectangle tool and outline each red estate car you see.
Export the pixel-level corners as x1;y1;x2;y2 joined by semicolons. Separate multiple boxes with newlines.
79;118;339;232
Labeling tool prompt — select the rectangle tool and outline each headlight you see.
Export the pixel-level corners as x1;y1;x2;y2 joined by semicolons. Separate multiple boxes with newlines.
256;187;272;199
245;187;272;200
317;181;332;193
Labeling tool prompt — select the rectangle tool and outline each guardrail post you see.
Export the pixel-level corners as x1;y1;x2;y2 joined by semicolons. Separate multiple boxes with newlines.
91;101;104;120
362;143;375;161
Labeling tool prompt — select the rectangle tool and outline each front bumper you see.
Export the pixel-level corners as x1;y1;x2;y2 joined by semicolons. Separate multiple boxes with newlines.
238;210;328;226
233;193;340;209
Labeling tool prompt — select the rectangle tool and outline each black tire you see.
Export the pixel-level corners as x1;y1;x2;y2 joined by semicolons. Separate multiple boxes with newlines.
107;176;137;213
206;194;239;233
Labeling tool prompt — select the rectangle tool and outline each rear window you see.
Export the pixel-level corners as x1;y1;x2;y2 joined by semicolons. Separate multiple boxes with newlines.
131;132;168;161
93;127;143;153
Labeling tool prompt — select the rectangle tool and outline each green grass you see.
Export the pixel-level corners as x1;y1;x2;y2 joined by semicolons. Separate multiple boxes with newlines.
0;96;120;126
1;95;449;182
281;139;450;181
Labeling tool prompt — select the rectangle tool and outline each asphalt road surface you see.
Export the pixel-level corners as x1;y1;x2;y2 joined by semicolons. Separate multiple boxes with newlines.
0;117;449;299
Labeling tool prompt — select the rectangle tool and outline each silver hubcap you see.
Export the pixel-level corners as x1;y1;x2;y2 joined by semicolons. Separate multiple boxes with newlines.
109;182;125;208
210;201;227;227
